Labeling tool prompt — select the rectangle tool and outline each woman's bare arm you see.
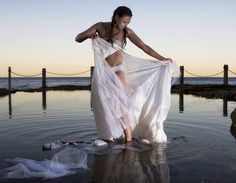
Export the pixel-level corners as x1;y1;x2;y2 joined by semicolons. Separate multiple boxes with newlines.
75;22;101;43
127;28;172;61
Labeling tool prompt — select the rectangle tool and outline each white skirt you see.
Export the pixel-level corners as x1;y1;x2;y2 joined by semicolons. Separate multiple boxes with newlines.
91;37;179;143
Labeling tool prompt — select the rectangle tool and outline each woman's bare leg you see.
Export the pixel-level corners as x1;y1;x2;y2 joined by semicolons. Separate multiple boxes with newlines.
116;70;132;142
121;116;132;142
116;70;126;85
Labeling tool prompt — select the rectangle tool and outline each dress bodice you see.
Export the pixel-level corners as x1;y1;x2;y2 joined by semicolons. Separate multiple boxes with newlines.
101;37;124;48
112;39;123;48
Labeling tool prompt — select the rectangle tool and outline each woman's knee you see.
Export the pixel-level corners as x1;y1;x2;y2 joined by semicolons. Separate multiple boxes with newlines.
116;70;126;83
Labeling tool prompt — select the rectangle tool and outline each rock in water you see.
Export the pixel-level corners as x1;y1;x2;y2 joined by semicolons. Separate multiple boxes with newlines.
231;108;236;128
42;142;61;151
93;139;108;147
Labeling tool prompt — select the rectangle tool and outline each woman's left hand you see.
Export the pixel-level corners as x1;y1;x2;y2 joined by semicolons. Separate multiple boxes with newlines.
162;57;173;62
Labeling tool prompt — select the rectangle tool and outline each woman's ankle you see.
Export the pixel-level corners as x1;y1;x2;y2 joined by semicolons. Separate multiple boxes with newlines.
124;128;132;142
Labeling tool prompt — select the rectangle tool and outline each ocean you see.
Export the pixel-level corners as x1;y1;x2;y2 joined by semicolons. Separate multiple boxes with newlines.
0;77;235;90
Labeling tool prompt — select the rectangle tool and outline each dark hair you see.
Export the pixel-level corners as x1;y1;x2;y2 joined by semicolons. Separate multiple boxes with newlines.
108;6;132;48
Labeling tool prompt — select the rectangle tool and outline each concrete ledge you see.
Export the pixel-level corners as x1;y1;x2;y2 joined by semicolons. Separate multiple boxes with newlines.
1;84;236;101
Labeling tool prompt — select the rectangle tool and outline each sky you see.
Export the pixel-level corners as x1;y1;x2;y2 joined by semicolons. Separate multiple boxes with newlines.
0;0;236;77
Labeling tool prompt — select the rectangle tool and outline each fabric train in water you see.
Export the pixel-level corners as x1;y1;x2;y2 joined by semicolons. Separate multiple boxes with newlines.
91;37;179;143
4;147;88;179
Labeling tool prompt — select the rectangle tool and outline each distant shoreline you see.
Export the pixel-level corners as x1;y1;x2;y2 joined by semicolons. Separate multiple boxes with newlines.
1;84;236;101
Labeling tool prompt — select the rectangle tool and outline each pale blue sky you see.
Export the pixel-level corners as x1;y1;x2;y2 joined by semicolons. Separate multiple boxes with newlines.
0;0;236;77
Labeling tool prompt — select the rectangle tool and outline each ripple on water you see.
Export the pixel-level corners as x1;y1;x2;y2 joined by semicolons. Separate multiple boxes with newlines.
166;116;233;162
0;105;97;145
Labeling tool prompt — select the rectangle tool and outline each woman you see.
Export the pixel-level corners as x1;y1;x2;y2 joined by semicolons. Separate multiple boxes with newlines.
75;6;176;143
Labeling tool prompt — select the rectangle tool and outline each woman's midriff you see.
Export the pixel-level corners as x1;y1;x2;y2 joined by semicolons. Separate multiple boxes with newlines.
105;51;123;67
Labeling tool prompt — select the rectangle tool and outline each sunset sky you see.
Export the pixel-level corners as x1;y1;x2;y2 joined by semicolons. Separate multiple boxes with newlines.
0;0;235;77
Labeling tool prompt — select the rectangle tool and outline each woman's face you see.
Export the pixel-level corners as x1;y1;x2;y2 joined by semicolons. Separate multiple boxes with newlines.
115;15;131;30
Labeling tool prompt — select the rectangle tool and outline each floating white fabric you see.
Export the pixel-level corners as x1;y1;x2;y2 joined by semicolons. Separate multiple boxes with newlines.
3;140;154;179
91;37;179;143
5;147;88;179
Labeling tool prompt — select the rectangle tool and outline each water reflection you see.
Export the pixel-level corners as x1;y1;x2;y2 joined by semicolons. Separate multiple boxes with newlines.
92;142;170;183
6;91;230;118
223;94;228;117
178;91;228;116
179;89;184;113
8;93;12;118
42;90;46;110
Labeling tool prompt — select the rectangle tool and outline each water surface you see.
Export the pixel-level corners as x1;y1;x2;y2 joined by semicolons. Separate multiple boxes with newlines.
0;91;236;182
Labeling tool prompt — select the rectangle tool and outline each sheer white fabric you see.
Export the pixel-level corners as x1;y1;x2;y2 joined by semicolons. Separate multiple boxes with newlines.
91;37;179;143
5;147;88;179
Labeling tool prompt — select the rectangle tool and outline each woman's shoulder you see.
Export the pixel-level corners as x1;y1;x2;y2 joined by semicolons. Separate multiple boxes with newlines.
101;22;110;25
97;22;111;37
96;22;110;28
126;27;134;36
100;22;111;31
91;22;109;29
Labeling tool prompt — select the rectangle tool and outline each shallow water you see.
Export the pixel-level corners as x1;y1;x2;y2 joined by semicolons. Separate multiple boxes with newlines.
0;91;236;182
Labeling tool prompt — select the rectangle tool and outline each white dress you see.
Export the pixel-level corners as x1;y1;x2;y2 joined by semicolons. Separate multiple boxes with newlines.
3;37;179;179
91;37;179;143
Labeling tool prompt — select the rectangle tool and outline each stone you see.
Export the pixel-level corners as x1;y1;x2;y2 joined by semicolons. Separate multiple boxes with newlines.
230;108;236;128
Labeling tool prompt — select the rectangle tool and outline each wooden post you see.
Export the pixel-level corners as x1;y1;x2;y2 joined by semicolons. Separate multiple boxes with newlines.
90;66;94;85
180;66;184;86
42;68;46;88
224;64;228;86
8;67;11;91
